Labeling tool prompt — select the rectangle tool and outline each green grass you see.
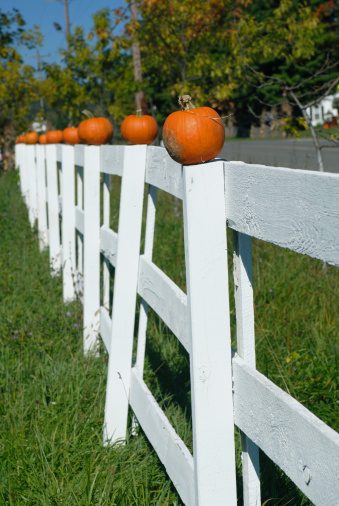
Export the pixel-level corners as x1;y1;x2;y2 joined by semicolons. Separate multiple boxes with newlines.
0;169;338;505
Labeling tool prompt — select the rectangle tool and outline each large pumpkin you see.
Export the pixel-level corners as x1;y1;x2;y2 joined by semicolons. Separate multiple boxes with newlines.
121;111;158;145
63;126;81;145
26;132;39;145
47;130;63;144
39;134;48;144
78;117;113;145
163;95;225;165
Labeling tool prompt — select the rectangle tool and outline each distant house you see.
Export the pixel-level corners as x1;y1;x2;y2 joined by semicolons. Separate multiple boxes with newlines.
306;89;339;126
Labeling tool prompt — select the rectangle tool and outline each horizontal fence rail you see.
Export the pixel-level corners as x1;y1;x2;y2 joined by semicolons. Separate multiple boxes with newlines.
15;143;339;506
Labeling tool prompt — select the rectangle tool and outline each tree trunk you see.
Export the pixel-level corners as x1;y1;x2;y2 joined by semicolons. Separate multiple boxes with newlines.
259;107;267;138
3;122;16;171
130;1;148;113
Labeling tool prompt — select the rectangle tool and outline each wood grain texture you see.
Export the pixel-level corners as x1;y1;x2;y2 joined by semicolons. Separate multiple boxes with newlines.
100;226;118;267
183;161;237;504
224;162;339;265
100;145;124;176
137;255;189;353
233;354;339;506
146;146;183;199
130;368;195;506
103;145;147;444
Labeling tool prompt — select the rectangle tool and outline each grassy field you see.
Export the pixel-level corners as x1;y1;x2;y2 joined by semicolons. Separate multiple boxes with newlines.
0;169;338;505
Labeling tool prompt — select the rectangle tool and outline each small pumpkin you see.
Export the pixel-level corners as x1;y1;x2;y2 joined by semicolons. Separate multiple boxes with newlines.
163;95;225;165
78;117;113;145
26;132;39;145
46;130;63;144
39;134;48;144
121;110;158;145
63;126;81;145
16;135;26;144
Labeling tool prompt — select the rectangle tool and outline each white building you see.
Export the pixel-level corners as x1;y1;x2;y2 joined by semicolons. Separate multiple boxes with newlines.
306;89;339;126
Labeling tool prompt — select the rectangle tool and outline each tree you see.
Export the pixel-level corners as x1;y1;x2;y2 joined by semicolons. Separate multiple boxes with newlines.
0;8;42;170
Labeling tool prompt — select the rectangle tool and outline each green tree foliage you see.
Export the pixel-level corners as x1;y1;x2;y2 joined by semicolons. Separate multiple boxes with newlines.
42;9;134;130
0;8;42;169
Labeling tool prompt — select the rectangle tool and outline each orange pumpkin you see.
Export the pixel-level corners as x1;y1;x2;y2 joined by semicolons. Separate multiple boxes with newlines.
26;132;39;145
78;117;113;145
46;130;63;144
163;95;225;165
16;135;26;144
121;111;158;145
39;134;48;144
63;126;81;145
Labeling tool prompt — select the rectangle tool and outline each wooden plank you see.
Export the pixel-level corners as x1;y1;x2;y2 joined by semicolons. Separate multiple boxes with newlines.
224;162;339;266
75;206;84;235
83;146;101;354
146;146;183;199
56;144;62;163
103;145;147;445
26;145;38;228
233;231;260;505
135;185;157;376
100;145;124;176
35;145;48;250
74;145;84;167
130;368;195;506
100;226;118;267
233;354;339;506
183;161;237;504
61;145;76;302
46;144;61;274
137;256;189;353
100;306;111;354
102;173;111;309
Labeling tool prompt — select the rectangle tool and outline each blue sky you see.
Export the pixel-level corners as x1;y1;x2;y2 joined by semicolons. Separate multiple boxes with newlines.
6;0;125;71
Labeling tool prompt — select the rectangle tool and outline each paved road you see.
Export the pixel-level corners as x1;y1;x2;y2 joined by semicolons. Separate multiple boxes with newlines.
219;139;338;173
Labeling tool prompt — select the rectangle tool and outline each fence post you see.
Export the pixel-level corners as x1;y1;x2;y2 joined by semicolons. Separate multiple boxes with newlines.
103;145;147;444
182;160;237;504
233;231;261;505
36;144;48;250
61;145;76;302
26;145;38;229
46;144;61;274
83;146;101;354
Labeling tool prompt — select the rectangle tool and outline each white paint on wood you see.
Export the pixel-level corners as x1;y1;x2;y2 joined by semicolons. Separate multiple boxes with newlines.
100;226;118;267
26;145;38;228
135;185;157;376
75;206;84;235
233;231;261;505
36;145;48;250
74;145;84;167
137;255;189;353
100;306;112;354
61;145;76;302
146;146;183;199
130;368;195;505
224;162;339;266
83;146;101;354
100;145;124;176
183;161;237;504
232;354;339;506
103;145;147;444
103;173;111;309
56;144;62;163
46;144;61;274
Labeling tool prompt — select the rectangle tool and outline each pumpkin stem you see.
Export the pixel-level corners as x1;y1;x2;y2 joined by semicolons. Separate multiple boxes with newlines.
178;95;195;110
136;109;143;117
82;109;94;119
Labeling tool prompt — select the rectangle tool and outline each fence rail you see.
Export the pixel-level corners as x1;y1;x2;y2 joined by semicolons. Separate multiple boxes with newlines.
15;143;339;505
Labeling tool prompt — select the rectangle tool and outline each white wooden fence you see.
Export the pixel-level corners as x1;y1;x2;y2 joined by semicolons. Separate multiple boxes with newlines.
15;143;339;505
